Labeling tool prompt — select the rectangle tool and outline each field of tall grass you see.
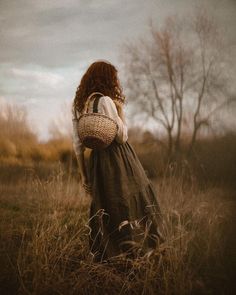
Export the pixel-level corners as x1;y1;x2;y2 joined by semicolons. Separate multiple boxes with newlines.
0;163;235;295
0;102;235;294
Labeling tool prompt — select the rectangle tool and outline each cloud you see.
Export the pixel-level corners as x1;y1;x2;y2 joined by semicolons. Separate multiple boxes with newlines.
0;0;159;68
0;0;235;139
1;0;235;69
11;68;64;87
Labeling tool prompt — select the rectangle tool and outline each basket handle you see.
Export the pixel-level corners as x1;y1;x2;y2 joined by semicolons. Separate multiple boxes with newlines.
85;92;104;113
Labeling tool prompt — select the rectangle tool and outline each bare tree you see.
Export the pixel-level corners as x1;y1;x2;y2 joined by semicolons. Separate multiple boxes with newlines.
121;9;233;159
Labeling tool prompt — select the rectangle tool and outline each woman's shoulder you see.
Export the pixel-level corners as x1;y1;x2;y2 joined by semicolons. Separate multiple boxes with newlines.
100;95;114;103
99;96;117;109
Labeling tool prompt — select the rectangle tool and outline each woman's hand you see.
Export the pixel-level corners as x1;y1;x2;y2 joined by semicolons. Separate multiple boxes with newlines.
81;175;92;195
82;182;92;195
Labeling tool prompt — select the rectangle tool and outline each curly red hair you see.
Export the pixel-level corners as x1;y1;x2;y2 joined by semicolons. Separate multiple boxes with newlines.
73;60;125;113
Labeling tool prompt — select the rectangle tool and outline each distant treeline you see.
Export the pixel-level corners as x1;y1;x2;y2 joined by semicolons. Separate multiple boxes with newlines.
0;102;235;189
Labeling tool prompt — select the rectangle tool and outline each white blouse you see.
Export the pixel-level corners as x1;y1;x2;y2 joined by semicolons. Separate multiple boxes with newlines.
72;95;128;157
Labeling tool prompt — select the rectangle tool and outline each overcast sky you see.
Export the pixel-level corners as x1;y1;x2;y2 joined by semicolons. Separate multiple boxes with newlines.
0;0;235;140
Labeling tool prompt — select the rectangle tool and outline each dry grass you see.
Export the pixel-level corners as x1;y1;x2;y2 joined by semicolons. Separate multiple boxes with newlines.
0;102;73;164
0;164;234;295
0;102;37;163
0;101;235;294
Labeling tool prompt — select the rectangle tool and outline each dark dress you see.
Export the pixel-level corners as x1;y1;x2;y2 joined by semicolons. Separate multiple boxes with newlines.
87;138;163;262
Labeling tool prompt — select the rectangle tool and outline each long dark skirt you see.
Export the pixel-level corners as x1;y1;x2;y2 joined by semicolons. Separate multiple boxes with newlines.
87;140;163;262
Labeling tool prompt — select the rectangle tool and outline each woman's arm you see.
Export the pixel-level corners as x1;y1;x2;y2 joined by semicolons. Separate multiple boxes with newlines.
71;105;91;193
76;154;91;194
114;100;126;124
100;96;128;143
76;153;87;182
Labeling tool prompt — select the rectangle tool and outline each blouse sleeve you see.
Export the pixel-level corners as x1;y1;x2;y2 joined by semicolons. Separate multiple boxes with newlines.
71;104;86;157
99;96;128;144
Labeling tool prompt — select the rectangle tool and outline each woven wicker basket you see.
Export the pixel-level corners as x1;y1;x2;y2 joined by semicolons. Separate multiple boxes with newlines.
76;92;118;149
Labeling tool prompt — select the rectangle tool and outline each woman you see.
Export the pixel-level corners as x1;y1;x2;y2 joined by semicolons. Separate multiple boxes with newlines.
72;60;163;262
